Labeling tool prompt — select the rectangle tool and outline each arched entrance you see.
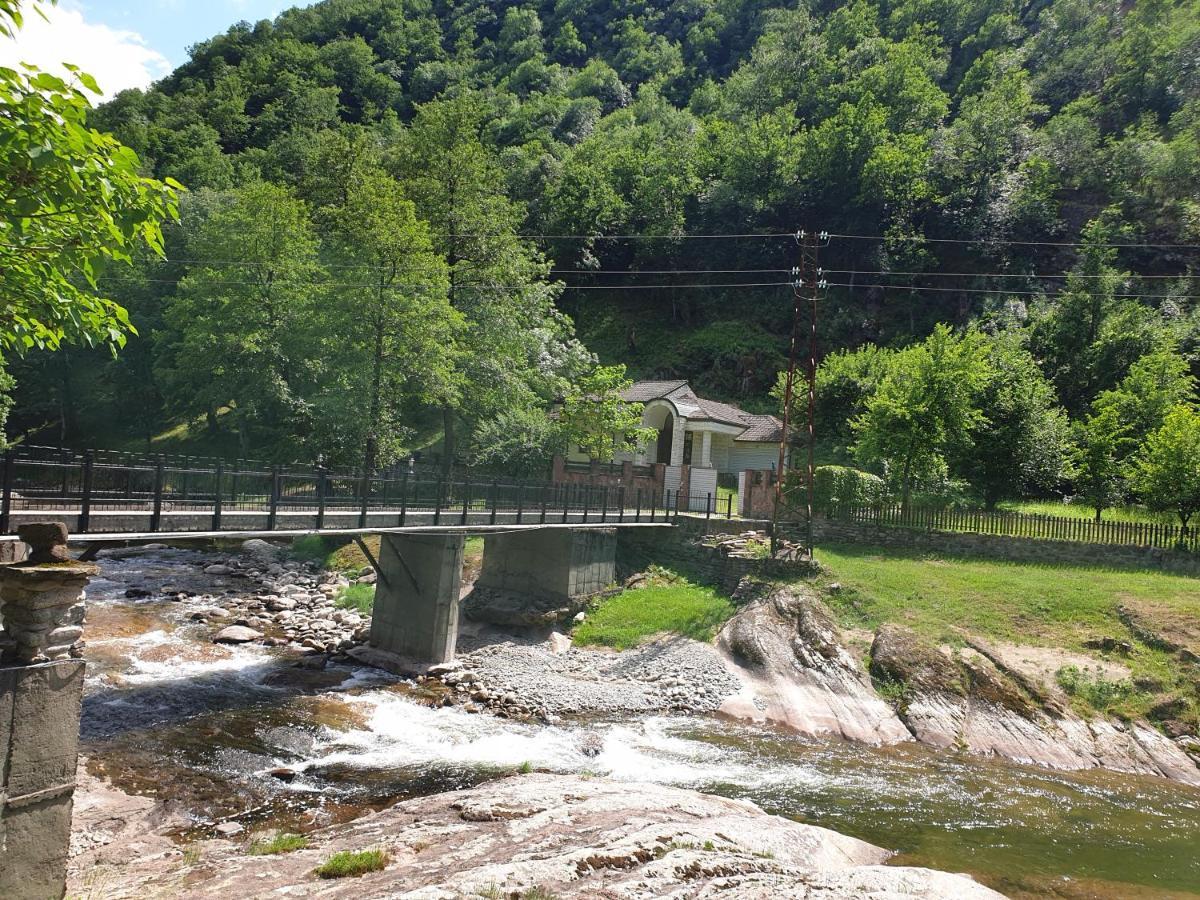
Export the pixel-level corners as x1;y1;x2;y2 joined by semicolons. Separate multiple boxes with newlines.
655;413;674;464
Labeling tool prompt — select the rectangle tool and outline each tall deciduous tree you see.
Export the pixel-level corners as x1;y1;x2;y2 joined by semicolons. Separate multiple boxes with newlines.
393;94;590;469
1071;406;1128;522
954;336;1070;508
159;183;320;457
315;168;460;471
1133;404;1200;534
852;325;991;511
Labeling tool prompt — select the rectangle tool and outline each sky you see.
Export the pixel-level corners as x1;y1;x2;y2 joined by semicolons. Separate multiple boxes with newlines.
0;0;294;99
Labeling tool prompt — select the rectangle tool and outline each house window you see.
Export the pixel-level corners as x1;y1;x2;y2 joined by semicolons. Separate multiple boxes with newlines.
682;432;693;465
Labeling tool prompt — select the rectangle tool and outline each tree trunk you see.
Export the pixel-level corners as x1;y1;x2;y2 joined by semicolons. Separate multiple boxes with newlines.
441;405;456;474
363;315;385;476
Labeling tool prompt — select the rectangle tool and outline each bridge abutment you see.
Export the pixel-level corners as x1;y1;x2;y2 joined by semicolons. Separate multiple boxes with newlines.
368;533;465;667
476;527;616;603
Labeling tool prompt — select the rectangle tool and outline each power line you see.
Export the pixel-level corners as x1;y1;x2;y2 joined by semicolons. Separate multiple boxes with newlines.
827;232;1200;251
155;258;793;275
822;281;1195;300
825;269;1200;280
96;276;795;291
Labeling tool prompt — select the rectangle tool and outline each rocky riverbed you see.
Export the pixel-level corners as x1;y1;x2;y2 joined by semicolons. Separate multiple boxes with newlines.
72;772;1004;899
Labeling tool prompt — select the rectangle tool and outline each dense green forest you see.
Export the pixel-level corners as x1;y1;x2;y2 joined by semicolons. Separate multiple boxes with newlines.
8;0;1200;512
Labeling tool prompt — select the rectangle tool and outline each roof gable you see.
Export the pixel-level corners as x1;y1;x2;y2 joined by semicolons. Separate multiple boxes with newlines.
622;380;782;443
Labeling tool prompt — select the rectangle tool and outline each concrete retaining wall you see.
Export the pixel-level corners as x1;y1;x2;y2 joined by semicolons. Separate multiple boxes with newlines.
477;528;617;601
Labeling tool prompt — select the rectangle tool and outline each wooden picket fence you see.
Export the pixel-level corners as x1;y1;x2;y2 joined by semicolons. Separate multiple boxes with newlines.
826;502;1200;553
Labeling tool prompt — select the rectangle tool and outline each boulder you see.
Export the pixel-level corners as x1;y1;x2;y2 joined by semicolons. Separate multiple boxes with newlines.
717;583;911;744
213;625;262;644
241;539;283;564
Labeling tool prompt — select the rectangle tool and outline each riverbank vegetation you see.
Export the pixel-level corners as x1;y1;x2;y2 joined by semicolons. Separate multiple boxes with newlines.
815;541;1200;724
314;848;389;878
573;568;734;650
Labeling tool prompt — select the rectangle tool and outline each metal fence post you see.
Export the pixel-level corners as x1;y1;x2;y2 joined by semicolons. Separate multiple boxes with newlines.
515;482;524;524
434;473;444;525
461;476;471;525
540;484;549;524
315;465;327;530
267;465;280;531
706;492;712;521
489;479;498;525
601;485;608;523
150;456;165;533
399;469;408;526
635;487;642;523
78;451;94;534
0;448;13;534
212;459;224;531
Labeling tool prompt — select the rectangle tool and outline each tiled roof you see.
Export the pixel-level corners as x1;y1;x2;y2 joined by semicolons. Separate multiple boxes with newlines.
622;380;782;443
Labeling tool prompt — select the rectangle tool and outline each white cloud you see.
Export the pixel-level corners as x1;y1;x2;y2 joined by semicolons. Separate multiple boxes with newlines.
0;2;171;99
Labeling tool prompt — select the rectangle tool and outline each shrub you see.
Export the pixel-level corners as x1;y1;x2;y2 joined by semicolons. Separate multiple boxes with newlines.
813;465;886;513
314;849;389;878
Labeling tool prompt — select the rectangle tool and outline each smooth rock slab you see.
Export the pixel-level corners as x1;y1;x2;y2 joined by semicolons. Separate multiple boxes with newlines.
75;774;1005;899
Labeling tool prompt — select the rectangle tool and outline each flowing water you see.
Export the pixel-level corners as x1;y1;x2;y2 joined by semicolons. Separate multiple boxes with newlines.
81;548;1200;900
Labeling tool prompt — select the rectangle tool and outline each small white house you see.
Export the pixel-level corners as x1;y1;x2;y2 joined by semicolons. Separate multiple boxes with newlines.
563;379;784;507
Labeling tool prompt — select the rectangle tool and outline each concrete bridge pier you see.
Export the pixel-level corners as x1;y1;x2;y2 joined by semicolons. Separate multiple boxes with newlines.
367;533;465;667
476;528;617;604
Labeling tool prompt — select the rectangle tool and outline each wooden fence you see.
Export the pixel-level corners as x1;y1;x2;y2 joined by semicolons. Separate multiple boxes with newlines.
826;503;1200;553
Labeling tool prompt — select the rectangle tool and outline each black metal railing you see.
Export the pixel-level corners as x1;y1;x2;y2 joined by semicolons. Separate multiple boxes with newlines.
0;447;736;534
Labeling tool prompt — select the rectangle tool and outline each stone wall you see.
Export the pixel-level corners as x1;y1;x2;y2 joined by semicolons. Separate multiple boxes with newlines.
813;519;1200;576
618;518;812;594
739;469;777;520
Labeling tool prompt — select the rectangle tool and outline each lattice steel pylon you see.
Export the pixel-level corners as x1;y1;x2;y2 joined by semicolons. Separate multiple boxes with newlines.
772;230;826;560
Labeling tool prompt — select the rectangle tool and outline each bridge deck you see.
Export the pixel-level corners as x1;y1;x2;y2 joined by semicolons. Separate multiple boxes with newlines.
1;520;673;543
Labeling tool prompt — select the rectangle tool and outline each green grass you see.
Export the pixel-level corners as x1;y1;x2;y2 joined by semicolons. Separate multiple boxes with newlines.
717;485;738;517
997;500;1174;525
573;573;736;649
248;833;308;856
313;848;389;879
814;541;1200;719
336;583;375;616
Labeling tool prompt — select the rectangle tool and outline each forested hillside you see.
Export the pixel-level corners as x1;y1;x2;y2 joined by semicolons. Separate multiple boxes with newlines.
10;0;1200;497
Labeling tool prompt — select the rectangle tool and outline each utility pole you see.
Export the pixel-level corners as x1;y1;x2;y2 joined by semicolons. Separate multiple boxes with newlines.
772;229;825;560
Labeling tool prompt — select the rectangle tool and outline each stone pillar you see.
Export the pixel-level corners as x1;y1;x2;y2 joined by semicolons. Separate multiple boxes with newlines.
477;528;616;603
368;533;464;667
0;522;92;900
699;430;713;468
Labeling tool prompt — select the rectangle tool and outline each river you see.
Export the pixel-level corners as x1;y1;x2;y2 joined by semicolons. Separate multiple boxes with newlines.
79;547;1200;900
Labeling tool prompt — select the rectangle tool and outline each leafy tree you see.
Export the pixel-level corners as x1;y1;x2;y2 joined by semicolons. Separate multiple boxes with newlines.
852;325;991;511
954;336;1070;508
1071;407;1128;522
393;94;590;469
158;183;320;457
557;364;654;461
314;168;460;472
1133;405;1200;534
1091;348;1197;449
0;0;180;355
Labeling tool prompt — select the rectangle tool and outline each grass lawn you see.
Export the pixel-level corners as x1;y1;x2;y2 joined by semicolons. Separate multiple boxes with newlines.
814;541;1200;718
573;570;735;649
997;500;1174;525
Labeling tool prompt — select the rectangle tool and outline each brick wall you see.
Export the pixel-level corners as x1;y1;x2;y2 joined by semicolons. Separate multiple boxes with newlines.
551;456;664;496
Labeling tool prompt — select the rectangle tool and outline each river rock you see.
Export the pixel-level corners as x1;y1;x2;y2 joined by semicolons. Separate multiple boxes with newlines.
87;774;1004;899
204;564;233;576
717;583;911;744
213;625;262;644
241;539;283;564
461;585;589;628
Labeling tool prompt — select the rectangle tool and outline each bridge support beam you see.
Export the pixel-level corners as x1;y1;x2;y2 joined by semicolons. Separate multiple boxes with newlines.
368;533;464;667
477;527;617;603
